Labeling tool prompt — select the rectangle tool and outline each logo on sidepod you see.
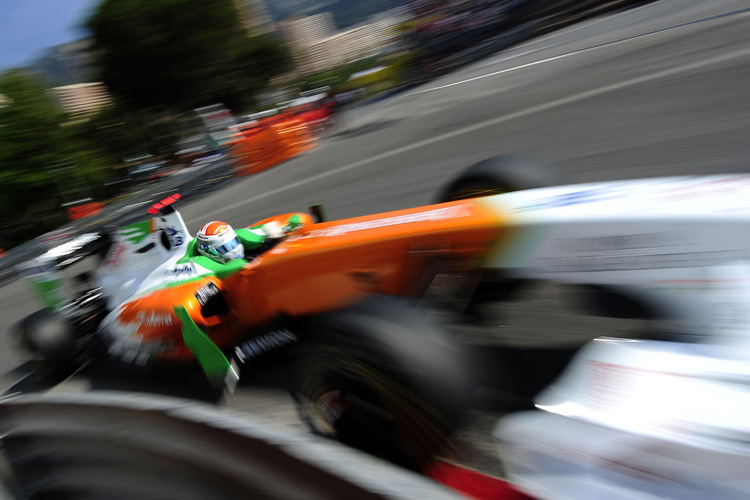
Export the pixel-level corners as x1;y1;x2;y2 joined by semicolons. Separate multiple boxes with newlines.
136;311;174;328
195;282;220;306
234;330;297;363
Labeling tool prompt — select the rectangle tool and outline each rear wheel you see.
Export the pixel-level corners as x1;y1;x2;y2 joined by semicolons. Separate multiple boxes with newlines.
438;155;559;203
292;296;470;469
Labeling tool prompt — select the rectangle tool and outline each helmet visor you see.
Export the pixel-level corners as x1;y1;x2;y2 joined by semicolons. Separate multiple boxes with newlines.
214;237;240;255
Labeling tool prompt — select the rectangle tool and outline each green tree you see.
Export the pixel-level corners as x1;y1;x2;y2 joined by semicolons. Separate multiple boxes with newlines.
0;71;112;247
87;0;292;113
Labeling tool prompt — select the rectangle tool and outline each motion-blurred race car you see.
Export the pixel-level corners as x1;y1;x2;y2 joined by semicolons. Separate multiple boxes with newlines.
18;156;555;467
15;156;750;475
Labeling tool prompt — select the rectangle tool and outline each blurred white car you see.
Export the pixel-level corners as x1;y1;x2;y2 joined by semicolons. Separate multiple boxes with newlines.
485;175;750;499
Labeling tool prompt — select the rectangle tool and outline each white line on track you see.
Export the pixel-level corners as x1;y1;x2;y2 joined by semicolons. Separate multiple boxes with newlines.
192;45;750;222
405;8;750;97
473;43;564;70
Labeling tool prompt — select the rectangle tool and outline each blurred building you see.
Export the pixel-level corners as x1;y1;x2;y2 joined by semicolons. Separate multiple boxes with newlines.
281;12;337;75
51;82;112;117
282;9;406;76
233;0;276;35
308;26;378;72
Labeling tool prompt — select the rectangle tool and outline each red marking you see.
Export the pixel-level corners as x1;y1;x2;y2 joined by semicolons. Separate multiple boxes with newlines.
424;460;534;500
202;221;229;236
148;193;181;214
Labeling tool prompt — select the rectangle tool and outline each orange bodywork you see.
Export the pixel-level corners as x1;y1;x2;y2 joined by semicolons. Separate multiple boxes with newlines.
116;199;507;361
229;113;317;176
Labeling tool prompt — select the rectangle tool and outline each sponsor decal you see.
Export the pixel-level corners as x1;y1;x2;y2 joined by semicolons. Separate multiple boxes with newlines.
120;220;151;245
108;344;152;366
195;282;220;306
168;263;196;277
165;225;185;248
104;314;175;366
105;242;127;268
514;187;618;212
136;310;174;328
234;329;297;363
290;205;472;240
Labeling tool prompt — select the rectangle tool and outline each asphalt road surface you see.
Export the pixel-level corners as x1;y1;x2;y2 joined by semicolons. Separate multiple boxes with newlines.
1;0;748;477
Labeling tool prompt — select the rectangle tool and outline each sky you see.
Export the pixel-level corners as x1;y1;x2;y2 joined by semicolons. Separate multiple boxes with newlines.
0;0;100;70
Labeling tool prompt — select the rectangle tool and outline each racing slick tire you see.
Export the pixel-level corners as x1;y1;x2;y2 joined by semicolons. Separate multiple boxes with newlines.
437;155;559;203
16;309;78;377
438;156;560;321
291;296;471;470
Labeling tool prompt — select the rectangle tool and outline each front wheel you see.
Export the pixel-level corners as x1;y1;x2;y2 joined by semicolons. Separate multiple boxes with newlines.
16;309;80;379
292;296;471;469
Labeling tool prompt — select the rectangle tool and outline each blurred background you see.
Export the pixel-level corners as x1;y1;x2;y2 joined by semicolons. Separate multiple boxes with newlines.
0;0;647;252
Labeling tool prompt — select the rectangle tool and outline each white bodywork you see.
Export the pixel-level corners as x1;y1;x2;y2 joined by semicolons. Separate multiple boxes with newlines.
96;208;195;309
482;175;750;499
481;174;750;344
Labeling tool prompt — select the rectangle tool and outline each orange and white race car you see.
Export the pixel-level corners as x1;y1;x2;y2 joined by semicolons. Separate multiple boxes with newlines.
17;155;750;468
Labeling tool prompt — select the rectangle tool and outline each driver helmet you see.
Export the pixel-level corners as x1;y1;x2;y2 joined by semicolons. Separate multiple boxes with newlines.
196;221;244;263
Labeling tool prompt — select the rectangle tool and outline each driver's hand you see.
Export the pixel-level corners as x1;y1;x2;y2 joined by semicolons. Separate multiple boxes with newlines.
262;221;286;239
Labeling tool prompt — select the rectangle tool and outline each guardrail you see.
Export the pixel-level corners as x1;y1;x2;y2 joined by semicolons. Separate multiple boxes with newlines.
0;392;462;500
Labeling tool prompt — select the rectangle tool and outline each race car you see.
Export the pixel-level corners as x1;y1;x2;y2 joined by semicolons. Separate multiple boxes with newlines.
16;155;750;473
16;156;556;468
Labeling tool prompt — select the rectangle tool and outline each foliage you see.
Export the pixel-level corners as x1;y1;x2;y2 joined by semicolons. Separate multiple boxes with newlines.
0;71;112;247
87;0;292;113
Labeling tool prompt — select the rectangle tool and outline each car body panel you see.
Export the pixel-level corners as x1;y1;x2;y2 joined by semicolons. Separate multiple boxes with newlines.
485;175;750;499
496;338;750;500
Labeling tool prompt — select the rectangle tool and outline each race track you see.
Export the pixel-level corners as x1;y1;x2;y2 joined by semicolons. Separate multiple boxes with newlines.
1;0;749;476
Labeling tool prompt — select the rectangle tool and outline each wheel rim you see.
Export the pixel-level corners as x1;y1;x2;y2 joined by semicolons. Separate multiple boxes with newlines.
297;348;455;467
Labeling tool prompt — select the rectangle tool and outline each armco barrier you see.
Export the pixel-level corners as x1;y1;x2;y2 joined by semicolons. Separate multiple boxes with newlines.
0;392;462;500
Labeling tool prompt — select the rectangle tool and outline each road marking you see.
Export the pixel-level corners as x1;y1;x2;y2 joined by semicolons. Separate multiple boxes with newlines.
474;43;563;70
190;45;750;222
406;7;750;96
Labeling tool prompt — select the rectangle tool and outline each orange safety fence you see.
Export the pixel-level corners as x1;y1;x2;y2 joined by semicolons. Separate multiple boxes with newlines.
67;201;105;221
229;111;318;176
